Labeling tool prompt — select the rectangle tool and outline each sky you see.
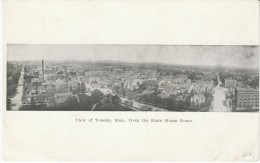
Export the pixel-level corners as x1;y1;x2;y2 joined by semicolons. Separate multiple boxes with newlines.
8;44;259;68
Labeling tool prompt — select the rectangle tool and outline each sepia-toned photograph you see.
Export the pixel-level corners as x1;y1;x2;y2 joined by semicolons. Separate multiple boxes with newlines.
7;44;259;112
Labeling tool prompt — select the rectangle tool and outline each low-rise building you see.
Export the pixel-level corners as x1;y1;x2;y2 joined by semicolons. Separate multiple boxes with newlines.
191;93;206;105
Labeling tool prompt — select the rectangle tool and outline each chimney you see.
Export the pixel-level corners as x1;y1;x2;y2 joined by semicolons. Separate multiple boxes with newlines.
42;59;44;81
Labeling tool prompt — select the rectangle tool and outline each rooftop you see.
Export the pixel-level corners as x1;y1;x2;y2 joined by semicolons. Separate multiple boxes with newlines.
236;87;259;92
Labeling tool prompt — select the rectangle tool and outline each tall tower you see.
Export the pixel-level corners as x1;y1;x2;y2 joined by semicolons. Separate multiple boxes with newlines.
42;59;44;81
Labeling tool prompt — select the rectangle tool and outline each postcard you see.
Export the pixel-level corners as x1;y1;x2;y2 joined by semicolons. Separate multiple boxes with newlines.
2;0;259;161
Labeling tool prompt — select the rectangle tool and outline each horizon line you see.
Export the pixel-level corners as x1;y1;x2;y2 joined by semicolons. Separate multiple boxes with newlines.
8;59;259;69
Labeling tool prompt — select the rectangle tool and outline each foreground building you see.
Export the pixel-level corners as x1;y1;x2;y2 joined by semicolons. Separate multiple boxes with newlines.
235;87;259;111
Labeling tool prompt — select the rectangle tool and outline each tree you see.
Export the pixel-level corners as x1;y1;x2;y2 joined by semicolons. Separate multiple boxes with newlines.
80;82;86;92
78;94;92;110
57;71;63;74
212;77;218;86
66;96;78;107
92;89;104;103
101;98;111;104
138;83;147;93
166;96;177;110
113;86;120;94
153;95;163;107
112;95;122;104
249;76;259;89
187;72;196;81
30;97;36;105
119;88;126;97
106;93;113;100
7;98;12;110
7;85;16;97
70;71;76;76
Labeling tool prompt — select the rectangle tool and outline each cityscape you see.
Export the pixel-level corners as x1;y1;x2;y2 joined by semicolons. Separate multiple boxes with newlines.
7;45;259;112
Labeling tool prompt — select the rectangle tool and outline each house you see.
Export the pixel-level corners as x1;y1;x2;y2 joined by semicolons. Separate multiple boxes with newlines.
90;80;99;88
42;81;56;92
100;87;113;95
124;80;139;90
188;84;206;93
31;78;42;90
85;91;92;96
38;85;46;94
191;93;206;105
177;95;185;101
173;75;188;84
68;81;80;92
55;79;68;93
34;95;46;105
186;79;192;84
45;73;62;81
89;77;100;83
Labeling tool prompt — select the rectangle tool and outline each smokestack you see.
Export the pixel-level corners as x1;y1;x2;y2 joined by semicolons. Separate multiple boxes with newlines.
42;60;44;81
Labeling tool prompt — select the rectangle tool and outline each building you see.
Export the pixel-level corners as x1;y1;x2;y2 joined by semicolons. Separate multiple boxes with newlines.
191;93;206;105
225;99;233;108
89;77;100;83
235;87;259;111
173;75;188;84
46;97;56;107
225;79;238;88
124;80;140;90
100;87;113;95
55;79;68;93
45;73;62;81
68;81;80;92
188;84;206;94
186;79;192;84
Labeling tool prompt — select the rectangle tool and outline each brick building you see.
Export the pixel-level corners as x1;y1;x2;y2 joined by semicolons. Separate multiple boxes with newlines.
235;87;259;111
